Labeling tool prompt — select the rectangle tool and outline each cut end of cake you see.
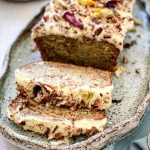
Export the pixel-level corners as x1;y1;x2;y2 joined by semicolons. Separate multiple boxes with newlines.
15;61;113;110
7;96;107;140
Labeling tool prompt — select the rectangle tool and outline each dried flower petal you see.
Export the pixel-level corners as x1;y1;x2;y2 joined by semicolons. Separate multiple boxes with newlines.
106;0;120;9
63;12;84;30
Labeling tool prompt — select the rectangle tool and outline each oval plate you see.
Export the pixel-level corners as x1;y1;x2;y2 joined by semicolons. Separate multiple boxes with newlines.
0;1;150;150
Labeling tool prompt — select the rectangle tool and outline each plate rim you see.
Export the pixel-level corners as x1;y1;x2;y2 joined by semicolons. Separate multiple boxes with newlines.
0;4;150;150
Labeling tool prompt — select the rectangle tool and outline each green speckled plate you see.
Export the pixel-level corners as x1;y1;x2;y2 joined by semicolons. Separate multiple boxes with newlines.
0;1;150;150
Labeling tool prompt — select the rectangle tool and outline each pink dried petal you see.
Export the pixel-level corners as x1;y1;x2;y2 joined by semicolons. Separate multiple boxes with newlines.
63;11;84;30
106;0;120;9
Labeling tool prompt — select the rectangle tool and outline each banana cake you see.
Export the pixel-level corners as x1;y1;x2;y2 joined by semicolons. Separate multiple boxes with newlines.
7;96;107;139
32;0;134;71
15;61;113;110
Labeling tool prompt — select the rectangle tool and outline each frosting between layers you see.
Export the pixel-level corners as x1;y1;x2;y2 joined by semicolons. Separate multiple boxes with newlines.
7;99;107;139
33;80;113;110
15;62;113;110
32;0;134;50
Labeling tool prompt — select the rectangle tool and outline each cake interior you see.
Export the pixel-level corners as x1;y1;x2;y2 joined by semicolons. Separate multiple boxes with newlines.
35;35;120;71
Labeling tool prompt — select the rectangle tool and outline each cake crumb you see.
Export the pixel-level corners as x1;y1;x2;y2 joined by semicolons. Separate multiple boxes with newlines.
134;19;143;26
132;60;137;64
136;31;142;37
135;68;141;74
112;98;123;104
122;56;129;64
123;40;136;49
31;42;37;52
115;66;126;77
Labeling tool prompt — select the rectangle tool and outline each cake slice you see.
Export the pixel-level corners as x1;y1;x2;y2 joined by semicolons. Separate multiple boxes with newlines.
32;0;134;71
7;96;107;139
15;61;113;110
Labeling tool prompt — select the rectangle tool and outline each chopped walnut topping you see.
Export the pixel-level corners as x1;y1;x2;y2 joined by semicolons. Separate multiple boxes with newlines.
91;99;99;109
91;127;98;134
38;124;45;129
100;93;103;97
94;27;103;36
103;35;111;38
52;125;59;133
77;128;82;134
44;128;50;138
53;14;61;21
54;133;64;140
43;15;49;22
86;129;91;136
20;121;26;125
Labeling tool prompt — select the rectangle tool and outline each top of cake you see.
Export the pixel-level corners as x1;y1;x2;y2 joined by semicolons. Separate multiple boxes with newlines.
15;61;112;89
32;0;134;50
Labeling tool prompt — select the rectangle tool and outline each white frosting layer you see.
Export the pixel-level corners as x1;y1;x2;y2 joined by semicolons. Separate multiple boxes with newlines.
15;63;113;110
32;0;134;50
7;104;107;139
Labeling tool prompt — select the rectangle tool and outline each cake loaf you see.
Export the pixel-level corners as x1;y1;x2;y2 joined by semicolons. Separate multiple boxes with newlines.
32;0;134;71
15;61;113;110
7;96;107;139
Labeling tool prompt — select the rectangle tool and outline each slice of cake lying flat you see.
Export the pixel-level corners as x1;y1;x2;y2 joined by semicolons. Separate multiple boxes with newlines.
32;0;134;71
7;96;107;139
15;61;113;110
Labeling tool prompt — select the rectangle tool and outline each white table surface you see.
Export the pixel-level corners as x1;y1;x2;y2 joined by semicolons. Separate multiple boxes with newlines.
0;0;48;78
0;0;48;149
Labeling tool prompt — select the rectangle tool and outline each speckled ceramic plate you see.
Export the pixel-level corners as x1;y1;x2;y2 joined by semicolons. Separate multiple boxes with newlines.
0;1;150;150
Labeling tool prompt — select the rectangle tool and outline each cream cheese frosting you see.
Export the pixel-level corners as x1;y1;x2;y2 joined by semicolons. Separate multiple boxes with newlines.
32;0;134;50
7;96;107;139
15;61;112;110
